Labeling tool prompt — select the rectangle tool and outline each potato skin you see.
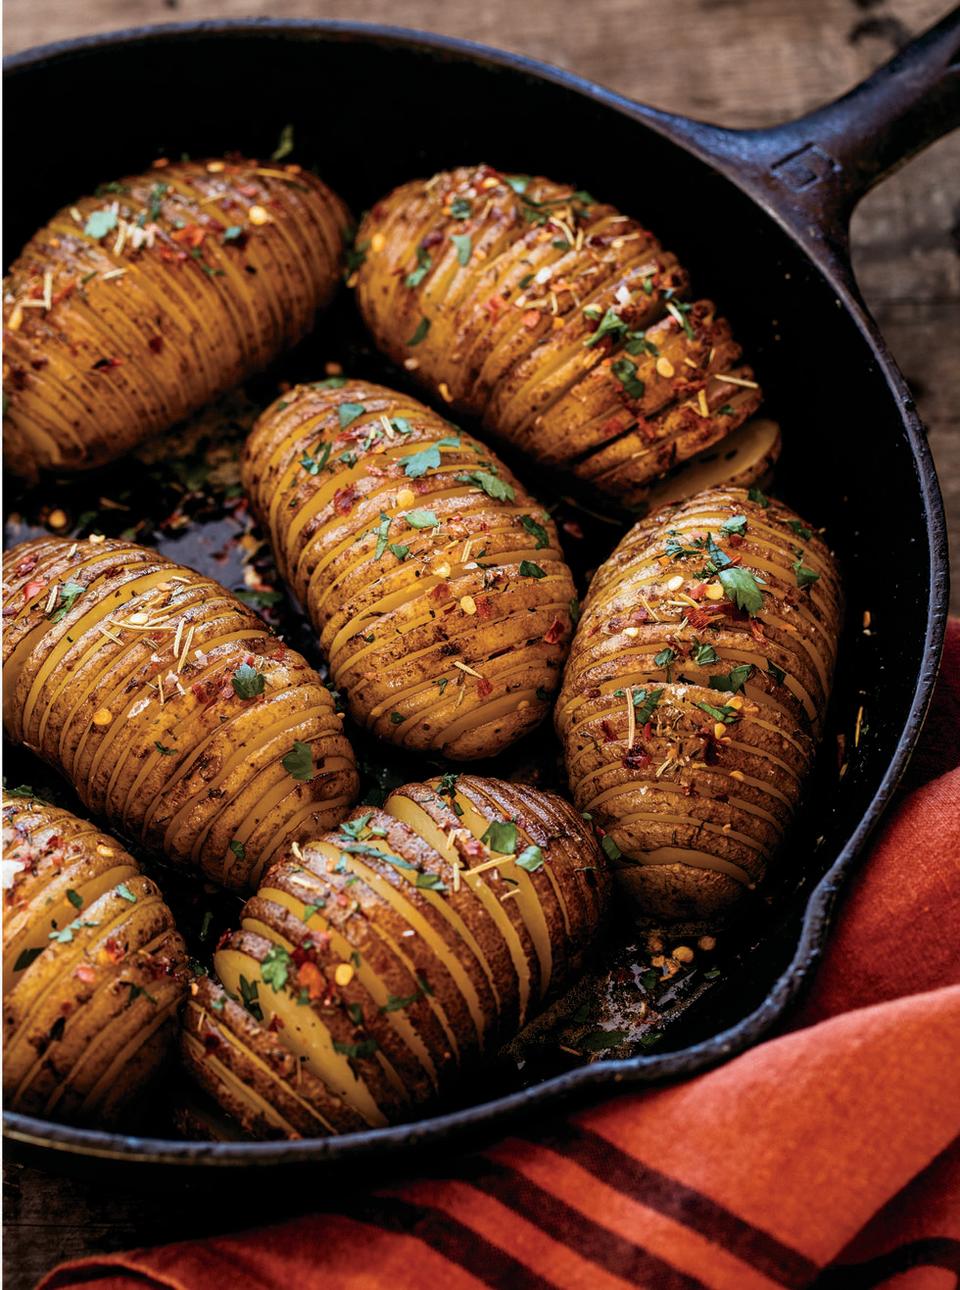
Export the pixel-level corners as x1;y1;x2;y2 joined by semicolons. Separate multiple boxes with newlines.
184;775;609;1138
4;158;349;478
2;537;358;890
3;792;190;1126
243;379;577;759
354;164;762;506
556;487;842;923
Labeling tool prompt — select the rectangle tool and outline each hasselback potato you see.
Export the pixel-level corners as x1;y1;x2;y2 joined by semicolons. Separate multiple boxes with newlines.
3;157;349;477
182;774;609;1137
243;378;578;758
556;486;841;922
353;164;763;506
3;792;189;1125
2;537;358;890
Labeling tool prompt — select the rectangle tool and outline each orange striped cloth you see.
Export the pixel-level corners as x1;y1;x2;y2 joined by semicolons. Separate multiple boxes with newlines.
40;621;960;1290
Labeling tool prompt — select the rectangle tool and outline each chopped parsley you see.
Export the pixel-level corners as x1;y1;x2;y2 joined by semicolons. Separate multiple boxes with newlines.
450;196;472;219
84;208;118;240
717;566;765;615
456;470;515;502
372;512;392;559
232;663;265;700
261;945;292;991
154;741;176;755
402;444;441;478
632;687;664;724
583;306;627;348
282;740;315;781
115;883;137;903
767;661;787;686
229;840;246;860
748;485;770;508
239;974;262;1020
405;509;440;529
611;357;645;399
519;514;549;548
793;555;820;589
722;514;748;536
709;664;752;693
697;700;739;725
405;246;432;288
48;581;85;622
338;402;365;429
66;889;83;910
300;441;332;475
451;233;472;265
515;844;545;873
519;560;546;579
482;820;518;855
600;835;622;861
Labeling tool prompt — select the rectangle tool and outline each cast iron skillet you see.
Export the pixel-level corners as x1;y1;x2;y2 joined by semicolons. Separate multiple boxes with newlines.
2;12;957;1173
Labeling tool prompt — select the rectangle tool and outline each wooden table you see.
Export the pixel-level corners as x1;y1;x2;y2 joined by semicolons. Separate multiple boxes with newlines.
3;1;958;1285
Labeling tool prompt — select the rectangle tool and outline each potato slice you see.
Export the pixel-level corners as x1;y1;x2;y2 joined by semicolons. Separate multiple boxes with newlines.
4;158;349;477
2;537;358;889
2;792;189;1126
556;486;841;923
184;776;609;1137
354;166;762;503
243;379;577;759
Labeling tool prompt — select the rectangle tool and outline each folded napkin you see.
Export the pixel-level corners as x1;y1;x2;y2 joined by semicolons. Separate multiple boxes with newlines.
40;621;960;1290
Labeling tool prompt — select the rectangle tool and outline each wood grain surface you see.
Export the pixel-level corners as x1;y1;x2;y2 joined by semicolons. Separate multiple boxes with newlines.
3;1;958;1286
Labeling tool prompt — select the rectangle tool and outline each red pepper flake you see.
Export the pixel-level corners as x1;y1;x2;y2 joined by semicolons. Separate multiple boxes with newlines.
623;748;651;770
727;533;744;548
23;579;47;600
73;963;97;985
476;677;494;698
148;336;164;354
170;224;207;249
333;486;358;515
430;582;450;602
462;837;486;860
475;596;493;619
543;617;565;645
158;248;189;264
522;309;541;329
686;606;723;631
601;719;617;742
91;356;123;371
297;960;326;1002
101;937;126;964
267;1014;285;1032
14;554;40;576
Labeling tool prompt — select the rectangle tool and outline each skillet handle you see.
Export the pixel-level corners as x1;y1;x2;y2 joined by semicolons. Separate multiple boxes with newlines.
633;8;960;273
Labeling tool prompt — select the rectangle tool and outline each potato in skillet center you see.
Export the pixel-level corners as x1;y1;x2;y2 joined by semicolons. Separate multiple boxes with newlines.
242;379;578;759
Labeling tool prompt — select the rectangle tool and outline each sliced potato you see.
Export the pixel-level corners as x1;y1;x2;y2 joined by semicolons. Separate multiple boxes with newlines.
556;486;842;923
2;537;358;889
3;792;189;1126
184;775;609;1136
354;165;762;505
243;378;577;758
641;417;780;514
4;158;349;477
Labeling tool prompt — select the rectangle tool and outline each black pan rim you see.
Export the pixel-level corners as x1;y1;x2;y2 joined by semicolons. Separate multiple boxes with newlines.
2;16;950;1167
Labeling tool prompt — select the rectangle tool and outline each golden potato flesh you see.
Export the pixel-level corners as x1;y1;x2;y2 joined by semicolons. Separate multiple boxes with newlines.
243;379;578;759
184;775;609;1137
3;158;349;477
556;487;842;923
3;792;189;1126
2;537;358;890
354;165;762;507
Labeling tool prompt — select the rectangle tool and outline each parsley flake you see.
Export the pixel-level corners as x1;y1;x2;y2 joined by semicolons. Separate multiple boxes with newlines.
232;663;265;700
282;740;315;781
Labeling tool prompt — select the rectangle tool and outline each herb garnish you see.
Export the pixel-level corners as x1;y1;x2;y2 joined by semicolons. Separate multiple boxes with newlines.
717;566;765;615
232;663;265;700
519;514;549;548
282;740;315;781
519;561;546;579
482;820;518;854
709;664;752;693
456;470;515;502
402;444;441;478
405;246;432;288
406;317;431;346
